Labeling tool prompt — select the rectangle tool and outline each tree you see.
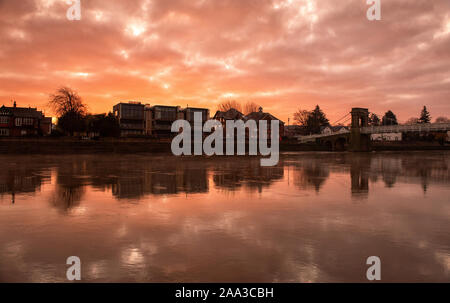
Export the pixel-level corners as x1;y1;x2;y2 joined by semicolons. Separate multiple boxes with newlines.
217;100;242;113
57;111;86;135
86;113;120;137
418;106;431;124
382;110;398;126
293;109;310;126
49;87;87;117
369;113;381;126
48;87;87;136
405;117;419;125
435;116;449;123
243;101;260;115
306;105;330;134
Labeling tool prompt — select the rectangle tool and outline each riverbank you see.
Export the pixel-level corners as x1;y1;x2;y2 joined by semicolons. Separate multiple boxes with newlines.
0;138;449;154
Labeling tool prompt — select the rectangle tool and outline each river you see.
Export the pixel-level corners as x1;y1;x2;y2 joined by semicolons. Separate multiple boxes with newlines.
0;152;449;282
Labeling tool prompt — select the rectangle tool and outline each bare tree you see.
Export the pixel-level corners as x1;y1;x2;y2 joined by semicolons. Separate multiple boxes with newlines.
243;101;260;115
48;87;87;135
48;86;87;117
293;109;310;126
217;100;242;113
435;116;449;123
405;117;419;125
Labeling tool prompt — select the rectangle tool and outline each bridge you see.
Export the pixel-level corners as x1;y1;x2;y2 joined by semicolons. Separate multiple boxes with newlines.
295;108;450;151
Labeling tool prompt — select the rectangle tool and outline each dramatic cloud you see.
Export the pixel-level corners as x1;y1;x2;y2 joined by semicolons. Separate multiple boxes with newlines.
0;0;449;122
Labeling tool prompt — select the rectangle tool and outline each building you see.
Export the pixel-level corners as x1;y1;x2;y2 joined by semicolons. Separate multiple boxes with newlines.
181;107;210;126
244;107;285;138
145;105;181;137
213;108;245;124
213;107;284;139
113;102;145;137
284;125;308;138
320;125;349;135
371;133;402;141
0;102;52;137
144;105;210;137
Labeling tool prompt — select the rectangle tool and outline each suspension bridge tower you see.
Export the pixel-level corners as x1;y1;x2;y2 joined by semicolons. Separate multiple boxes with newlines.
349;108;371;152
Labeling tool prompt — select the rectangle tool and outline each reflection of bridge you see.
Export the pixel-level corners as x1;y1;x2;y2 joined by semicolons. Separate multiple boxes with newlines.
296;108;450;151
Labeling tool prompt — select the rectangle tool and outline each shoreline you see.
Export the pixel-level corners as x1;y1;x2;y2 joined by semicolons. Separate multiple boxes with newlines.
0;138;449;155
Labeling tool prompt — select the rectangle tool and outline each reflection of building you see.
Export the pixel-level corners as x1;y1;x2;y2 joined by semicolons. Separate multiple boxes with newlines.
213;160;284;192
113;102;145;136
111;164;209;199
0;165;47;204
0;102;52;136
292;162;330;192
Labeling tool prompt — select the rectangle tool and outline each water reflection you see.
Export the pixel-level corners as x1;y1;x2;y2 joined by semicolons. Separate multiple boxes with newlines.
0;152;449;282
1;153;450;207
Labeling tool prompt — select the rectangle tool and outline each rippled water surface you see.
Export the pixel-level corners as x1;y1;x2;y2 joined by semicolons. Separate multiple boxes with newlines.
0;152;449;282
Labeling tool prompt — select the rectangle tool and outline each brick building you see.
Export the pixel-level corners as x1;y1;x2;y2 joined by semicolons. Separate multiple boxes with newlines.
0;102;52;137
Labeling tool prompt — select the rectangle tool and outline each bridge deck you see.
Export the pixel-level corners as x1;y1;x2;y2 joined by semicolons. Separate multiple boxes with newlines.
295;123;450;142
361;123;450;134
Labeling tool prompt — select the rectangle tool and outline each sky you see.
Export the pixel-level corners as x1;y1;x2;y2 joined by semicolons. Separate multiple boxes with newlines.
0;0;449;123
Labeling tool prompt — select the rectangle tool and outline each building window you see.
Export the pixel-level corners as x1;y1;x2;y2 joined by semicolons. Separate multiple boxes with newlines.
21;130;27;136
0;129;9;136
23;118;34;125
15;118;22;126
0;116;9;124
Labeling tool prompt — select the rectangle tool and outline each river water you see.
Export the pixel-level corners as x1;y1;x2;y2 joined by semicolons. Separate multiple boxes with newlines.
0;152;449;282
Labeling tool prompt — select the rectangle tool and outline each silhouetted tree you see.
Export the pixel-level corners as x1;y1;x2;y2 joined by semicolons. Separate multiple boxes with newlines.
293;109;310;126
217;100;242;113
49;87;86;117
306;105;330;134
418;106;431;124
243;101;260;115
435;116;449;123
49;87;87;135
382;110;398;126
86;113;120;137
57;111;86;136
369;113;381;126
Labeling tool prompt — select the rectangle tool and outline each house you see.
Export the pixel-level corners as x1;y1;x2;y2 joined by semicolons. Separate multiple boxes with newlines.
371;133;402;141
113;102;145;136
213;107;285;138
213;108;245;124
244;107;285;138
0;102;52;137
320;125;349;135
